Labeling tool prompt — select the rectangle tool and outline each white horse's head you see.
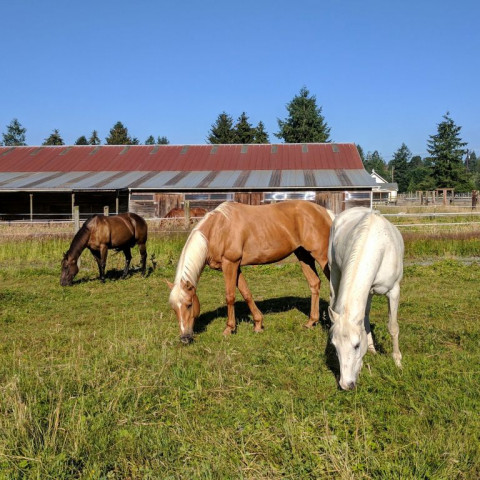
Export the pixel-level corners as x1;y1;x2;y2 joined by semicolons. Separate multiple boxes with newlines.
329;307;368;390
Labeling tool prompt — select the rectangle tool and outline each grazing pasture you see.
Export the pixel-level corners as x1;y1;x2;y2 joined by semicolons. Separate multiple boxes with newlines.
0;222;479;478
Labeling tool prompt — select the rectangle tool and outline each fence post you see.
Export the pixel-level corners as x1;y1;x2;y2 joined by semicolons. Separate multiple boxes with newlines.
104;206;109;216
184;200;190;225
29;193;33;222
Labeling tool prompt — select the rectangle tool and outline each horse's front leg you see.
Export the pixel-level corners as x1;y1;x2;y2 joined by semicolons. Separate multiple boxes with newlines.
237;269;264;332
387;283;402;367
98;245;108;282
364;293;376;353
121;248;132;278
222;259;240;336
89;249;104;282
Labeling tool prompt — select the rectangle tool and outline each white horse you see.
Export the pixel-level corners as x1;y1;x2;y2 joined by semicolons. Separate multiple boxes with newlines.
328;207;404;390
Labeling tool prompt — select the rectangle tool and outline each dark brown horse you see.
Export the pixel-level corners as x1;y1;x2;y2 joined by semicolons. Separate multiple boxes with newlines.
168;200;334;344
60;213;148;286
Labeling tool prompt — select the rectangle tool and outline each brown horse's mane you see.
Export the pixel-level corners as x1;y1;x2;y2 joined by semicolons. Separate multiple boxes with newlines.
66;216;95;259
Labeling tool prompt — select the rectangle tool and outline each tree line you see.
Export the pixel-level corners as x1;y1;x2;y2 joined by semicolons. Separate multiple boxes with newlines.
1;87;476;192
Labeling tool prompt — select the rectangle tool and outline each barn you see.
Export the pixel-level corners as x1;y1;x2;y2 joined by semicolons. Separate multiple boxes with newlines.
0;143;376;220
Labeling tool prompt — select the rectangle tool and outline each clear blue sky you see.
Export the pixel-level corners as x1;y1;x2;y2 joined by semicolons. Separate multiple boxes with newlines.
1;0;478;160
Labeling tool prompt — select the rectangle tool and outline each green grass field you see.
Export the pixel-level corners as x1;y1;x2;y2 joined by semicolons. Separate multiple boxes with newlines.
0;229;479;479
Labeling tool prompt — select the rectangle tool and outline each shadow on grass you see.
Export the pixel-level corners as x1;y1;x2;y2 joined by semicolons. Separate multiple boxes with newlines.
195;296;331;334
72;266;149;285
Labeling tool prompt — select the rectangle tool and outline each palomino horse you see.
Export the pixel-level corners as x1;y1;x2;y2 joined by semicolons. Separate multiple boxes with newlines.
328;207;404;390
168;200;333;344
60;213;148;286
164;207;207;218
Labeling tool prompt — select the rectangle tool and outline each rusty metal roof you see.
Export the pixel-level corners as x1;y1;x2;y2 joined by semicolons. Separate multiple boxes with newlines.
0;144;376;191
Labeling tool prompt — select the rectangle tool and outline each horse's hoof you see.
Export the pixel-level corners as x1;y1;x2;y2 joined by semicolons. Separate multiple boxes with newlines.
303;321;316;329
254;326;264;333
222;327;235;336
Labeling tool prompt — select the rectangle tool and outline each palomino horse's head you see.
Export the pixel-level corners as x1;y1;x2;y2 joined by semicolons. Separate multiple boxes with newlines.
168;280;200;344
329;307;368;390
60;252;79;286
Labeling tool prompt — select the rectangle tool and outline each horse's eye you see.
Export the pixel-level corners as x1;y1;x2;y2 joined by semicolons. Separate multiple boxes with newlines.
353;343;360;350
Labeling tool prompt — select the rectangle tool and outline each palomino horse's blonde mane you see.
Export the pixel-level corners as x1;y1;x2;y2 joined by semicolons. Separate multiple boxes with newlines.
172;203;233;292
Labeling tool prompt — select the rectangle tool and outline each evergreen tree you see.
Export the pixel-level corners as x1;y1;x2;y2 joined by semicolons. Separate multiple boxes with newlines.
427;112;470;190
253;121;269;143
42;129;64;146
405;155;435;192
88;130;101;145
207;112;235;144
356;145;365;163
410;155;423;168
75;136;88;145
105;121;135;145
145;135;169;145
389;143;411;193
233;112;256;144
466;150;478;172
276;87;331;143
2;118;27;146
363;151;389;179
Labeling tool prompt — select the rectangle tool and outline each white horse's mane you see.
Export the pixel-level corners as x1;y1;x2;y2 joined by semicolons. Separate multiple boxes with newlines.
341;212;376;292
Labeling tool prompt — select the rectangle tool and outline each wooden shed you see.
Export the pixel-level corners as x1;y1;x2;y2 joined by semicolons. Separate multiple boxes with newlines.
0;143;376;220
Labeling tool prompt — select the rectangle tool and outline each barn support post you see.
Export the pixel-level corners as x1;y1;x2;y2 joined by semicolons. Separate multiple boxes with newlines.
104;206;109;216
73;206;80;232
71;193;75;220
29;193;33;222
115;194;119;215
73;206;81;267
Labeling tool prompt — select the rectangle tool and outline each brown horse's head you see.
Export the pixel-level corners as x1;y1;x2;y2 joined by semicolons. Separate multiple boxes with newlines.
60;253;79;286
167;279;200;344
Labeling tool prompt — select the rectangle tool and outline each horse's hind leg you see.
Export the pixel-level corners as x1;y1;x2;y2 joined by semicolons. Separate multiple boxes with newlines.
294;249;321;328
237;269;264;332
121;248;132;278
387;283;402;367
139;242;147;276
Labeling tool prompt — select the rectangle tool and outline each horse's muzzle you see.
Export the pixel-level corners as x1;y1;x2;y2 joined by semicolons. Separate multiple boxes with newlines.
180;334;194;345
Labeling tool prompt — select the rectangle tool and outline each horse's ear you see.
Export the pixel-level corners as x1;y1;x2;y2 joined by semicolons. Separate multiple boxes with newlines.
184;280;195;292
328;306;340;324
165;280;174;290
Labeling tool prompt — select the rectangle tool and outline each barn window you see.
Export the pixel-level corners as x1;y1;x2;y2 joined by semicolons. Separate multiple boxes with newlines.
264;191;316;202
